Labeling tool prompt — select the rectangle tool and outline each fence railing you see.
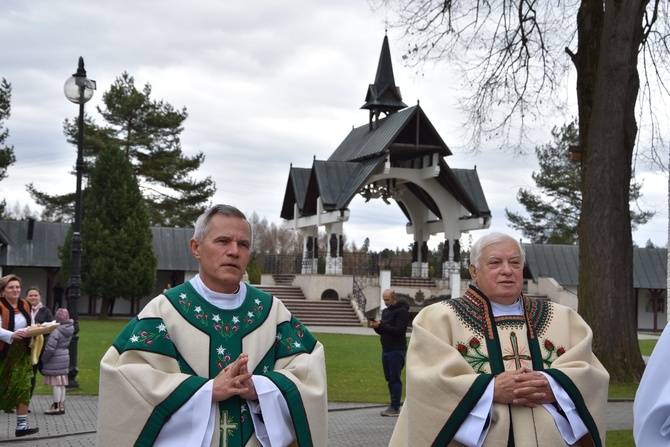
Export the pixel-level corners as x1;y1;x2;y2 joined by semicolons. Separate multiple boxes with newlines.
260;252;446;278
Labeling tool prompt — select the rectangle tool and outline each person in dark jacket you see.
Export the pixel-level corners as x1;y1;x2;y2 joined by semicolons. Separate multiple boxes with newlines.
40;308;74;415
26;286;53;399
370;288;410;416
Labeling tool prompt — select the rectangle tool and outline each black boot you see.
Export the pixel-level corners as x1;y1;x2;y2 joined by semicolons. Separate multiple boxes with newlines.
15;426;39;437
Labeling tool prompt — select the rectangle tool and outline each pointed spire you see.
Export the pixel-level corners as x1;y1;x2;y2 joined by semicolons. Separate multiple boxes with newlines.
361;34;407;129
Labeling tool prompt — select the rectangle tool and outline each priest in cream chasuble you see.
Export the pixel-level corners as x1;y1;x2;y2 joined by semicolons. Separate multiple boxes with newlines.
98;282;327;447
389;233;609;447
97;205;328;447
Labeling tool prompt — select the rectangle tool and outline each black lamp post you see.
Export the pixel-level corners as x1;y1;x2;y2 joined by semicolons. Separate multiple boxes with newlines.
63;57;95;388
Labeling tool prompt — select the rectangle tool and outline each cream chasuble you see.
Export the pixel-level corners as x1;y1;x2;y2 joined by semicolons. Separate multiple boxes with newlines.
97;281;328;447
389;285;609;447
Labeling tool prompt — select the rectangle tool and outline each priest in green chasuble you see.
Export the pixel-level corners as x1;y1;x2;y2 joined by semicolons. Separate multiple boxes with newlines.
97;205;328;447
389;233;609;447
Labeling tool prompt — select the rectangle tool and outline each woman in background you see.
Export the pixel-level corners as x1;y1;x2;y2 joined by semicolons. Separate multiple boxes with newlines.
40;308;74;415
26;286;53;398
0;274;39;437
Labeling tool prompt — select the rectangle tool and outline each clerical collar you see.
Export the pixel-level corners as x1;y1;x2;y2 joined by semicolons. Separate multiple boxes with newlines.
189;274;246;310
490;298;523;317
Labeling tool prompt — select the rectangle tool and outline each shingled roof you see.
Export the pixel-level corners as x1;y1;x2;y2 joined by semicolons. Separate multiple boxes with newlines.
524;243;667;289
281;105;489;222
0;220;199;271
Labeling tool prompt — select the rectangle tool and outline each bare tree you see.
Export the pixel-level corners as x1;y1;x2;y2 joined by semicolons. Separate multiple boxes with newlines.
376;0;669;381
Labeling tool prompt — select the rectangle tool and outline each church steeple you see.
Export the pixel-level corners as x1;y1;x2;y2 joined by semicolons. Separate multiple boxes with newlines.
361;33;407;130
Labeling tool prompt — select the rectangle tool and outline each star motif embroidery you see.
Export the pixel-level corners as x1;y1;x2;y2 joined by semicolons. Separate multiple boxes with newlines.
254;299;261;305
180;293;187;299
194;306;202;313
130;334;139;342
293;341;301;348
247;311;254;318
212;314;221;323
157;323;167;332
232;316;240;324
217;346;226;355
263;365;269;373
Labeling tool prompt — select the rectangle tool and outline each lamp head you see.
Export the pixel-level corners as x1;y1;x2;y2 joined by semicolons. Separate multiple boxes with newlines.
64;57;96;104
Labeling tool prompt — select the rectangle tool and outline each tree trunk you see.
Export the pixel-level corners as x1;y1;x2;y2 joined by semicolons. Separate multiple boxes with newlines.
98;297;110;319
578;0;648;382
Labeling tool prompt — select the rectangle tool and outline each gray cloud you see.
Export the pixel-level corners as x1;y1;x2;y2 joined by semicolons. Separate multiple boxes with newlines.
1;0;666;250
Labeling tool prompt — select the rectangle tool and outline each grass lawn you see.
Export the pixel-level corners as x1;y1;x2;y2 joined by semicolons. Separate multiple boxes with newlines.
34;318;657;445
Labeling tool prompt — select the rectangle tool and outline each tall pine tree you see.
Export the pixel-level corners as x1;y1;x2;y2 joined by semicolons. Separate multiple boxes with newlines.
505;121;653;244
80;143;157;318
29;72;215;226
0;78;16;218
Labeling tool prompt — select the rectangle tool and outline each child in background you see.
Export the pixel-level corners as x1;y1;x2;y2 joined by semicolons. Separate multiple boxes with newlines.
40;308;74;415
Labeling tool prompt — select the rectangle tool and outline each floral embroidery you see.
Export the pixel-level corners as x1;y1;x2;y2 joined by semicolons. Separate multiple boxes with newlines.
292;322;306;339
216;345;233;369
242;299;264;328
542;338;565;367
240;403;249;423
193;305;210;327
457;337;489;373
278;336;302;351
213;315;241;340
178;293;193;313
129;324;171;346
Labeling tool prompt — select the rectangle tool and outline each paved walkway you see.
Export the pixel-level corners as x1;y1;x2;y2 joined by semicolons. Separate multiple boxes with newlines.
0;395;635;446
0;326;650;445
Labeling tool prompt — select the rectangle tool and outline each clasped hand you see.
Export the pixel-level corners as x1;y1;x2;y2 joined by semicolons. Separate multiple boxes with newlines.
493;367;556;407
212;353;258;402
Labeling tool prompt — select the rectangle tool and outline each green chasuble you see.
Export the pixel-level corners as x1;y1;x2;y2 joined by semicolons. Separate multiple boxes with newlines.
97;282;328;447
389;285;609;447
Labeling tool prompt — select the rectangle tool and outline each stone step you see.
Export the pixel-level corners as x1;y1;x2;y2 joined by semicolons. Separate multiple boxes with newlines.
254;285;361;326
256;285;305;299
272;274;296;286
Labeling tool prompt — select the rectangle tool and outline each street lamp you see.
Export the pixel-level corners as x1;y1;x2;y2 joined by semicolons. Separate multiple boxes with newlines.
63;56;95;388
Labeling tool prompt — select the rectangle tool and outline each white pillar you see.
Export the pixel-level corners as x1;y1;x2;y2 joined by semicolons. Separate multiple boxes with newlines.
379;270;392;317
450;264;461;299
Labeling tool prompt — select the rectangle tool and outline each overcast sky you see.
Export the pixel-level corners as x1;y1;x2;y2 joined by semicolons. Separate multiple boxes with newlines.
1;0;667;252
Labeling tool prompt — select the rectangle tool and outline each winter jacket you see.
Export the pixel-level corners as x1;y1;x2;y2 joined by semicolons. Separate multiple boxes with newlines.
33;306;53;325
40;322;74;376
373;300;410;352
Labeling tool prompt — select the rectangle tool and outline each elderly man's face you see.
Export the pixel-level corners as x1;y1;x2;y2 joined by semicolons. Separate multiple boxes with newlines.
469;239;523;304
190;214;251;294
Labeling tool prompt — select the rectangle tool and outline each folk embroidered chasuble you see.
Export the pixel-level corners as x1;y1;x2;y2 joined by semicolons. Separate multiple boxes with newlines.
389;286;609;447
97;282;328;447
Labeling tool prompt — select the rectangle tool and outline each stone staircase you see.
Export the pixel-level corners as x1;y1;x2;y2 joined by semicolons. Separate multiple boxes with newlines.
254;284;361;327
272;274;296;286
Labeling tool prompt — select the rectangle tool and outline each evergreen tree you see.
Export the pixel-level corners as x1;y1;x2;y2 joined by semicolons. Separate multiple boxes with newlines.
0;78;16;218
505;121;653;244
80;143;157;318
29;72;215;226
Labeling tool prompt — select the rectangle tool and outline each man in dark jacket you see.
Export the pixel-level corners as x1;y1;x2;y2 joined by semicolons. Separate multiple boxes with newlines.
370;288;410;416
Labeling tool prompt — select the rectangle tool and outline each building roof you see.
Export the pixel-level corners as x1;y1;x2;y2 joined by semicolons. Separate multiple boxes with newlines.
524;243;668;290
361;33;407;113
0;220;199;271
281;105;490;222
329;105;451;162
